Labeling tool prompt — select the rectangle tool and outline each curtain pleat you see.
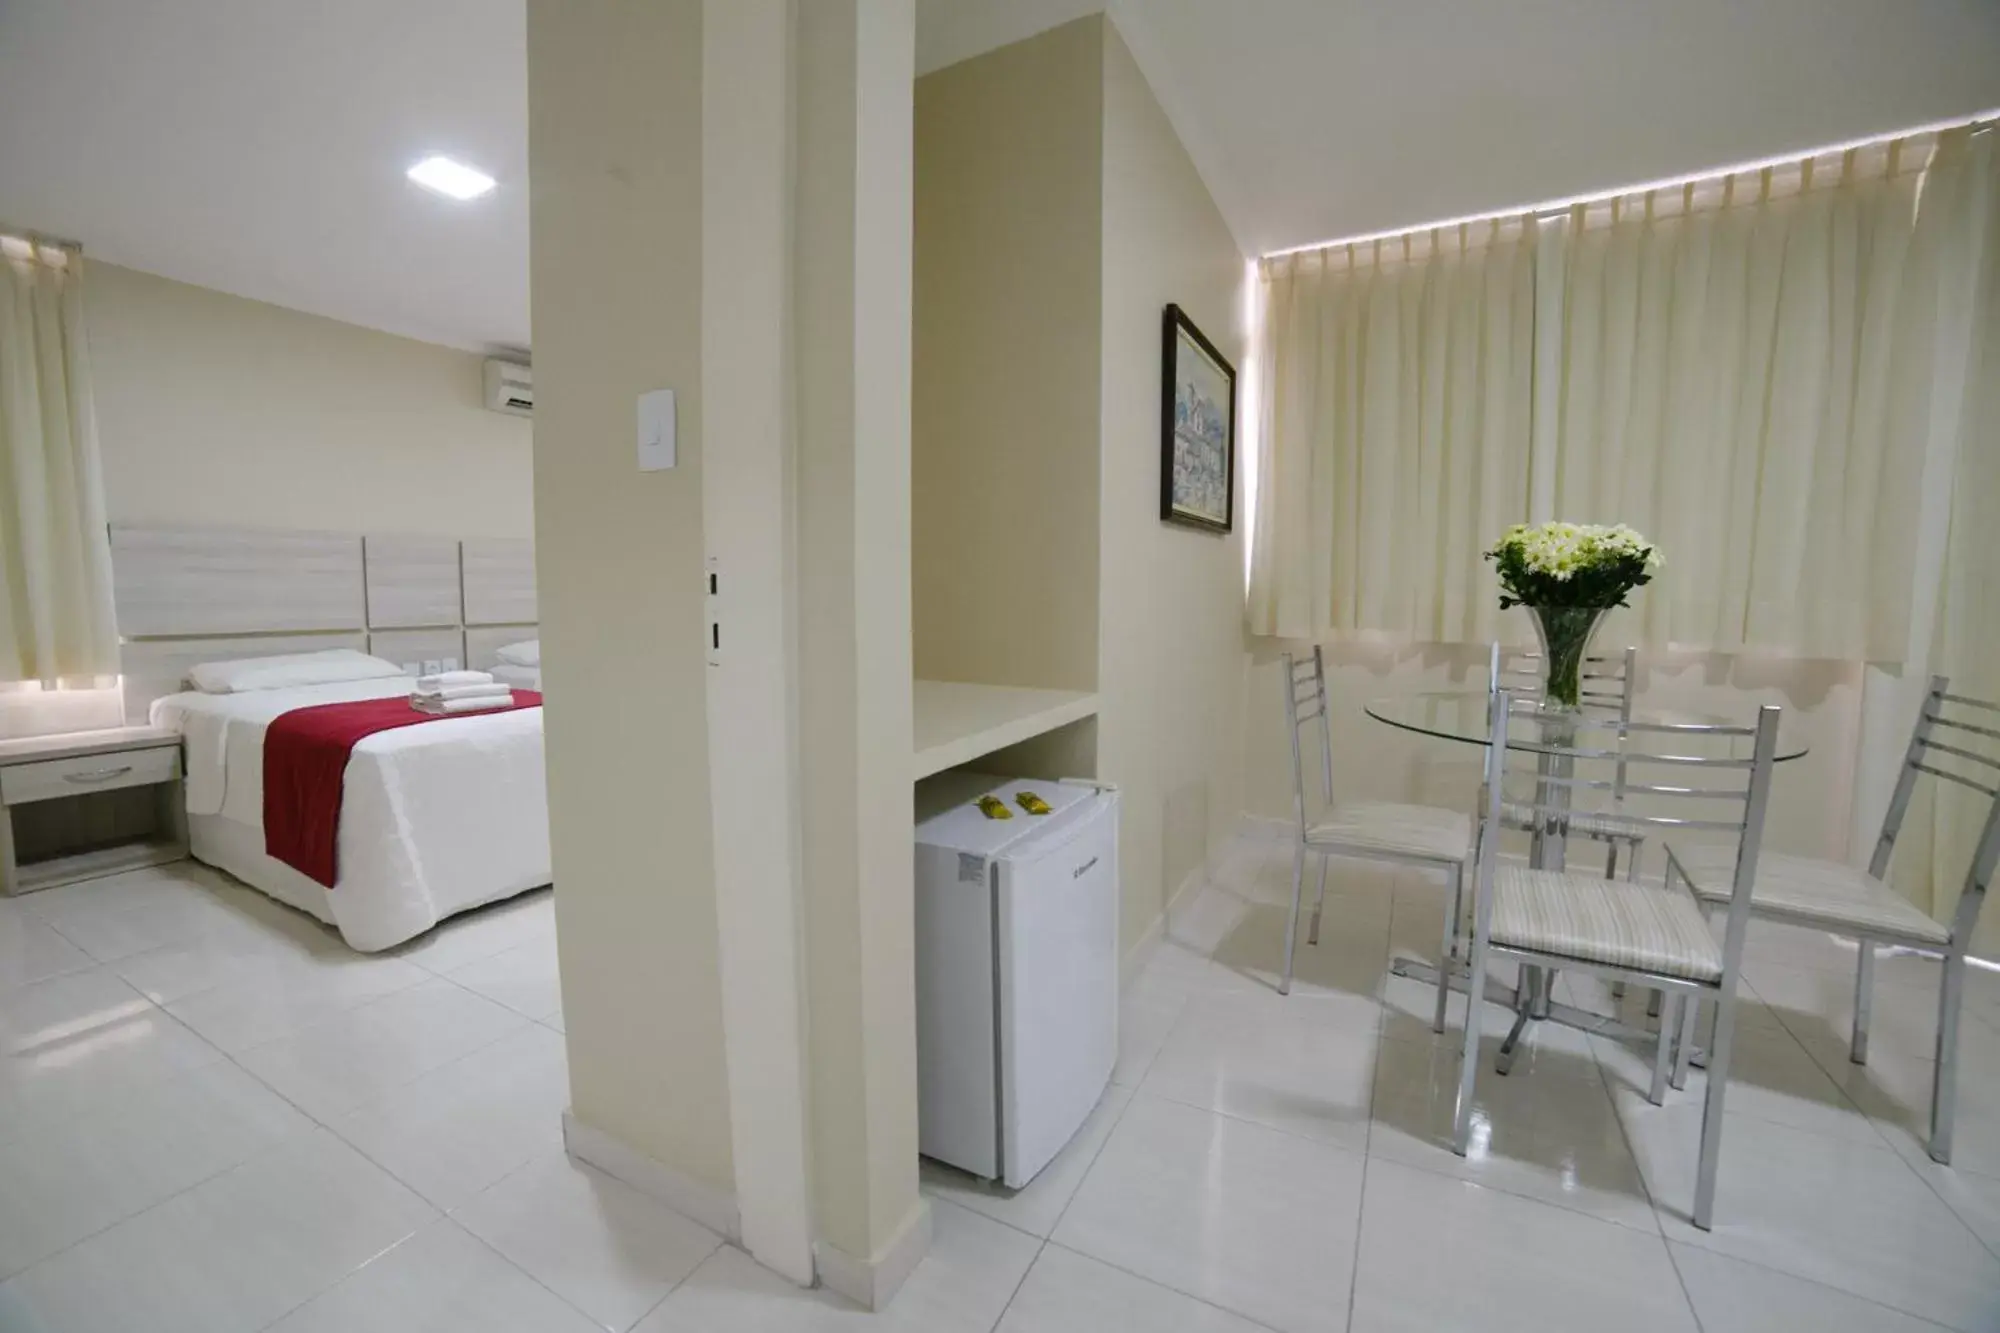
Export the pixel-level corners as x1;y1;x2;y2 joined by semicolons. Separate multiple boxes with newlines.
1248;221;1536;641
0;248;119;683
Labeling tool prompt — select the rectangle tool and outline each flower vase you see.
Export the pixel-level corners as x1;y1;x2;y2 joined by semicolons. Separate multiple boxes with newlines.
1527;606;1610;709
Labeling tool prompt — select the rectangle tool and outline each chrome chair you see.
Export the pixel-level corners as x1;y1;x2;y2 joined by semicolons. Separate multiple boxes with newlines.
1668;676;2000;1164
1454;691;1781;1231
1488;642;1647;879
1279;647;1474;997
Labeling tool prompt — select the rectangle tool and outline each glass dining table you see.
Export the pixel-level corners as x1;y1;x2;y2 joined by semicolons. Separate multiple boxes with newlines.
1363;690;1809;1057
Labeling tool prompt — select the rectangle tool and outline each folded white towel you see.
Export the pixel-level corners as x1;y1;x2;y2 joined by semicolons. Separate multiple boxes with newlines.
416;669;493;691
412;681;512;703
411;693;520;715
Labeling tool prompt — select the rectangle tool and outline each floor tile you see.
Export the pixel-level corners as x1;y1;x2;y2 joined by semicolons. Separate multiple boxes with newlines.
1622;1100;2000;1329
445;933;564;1021
0;1129;436;1333
996;1243;1269;1333
454;1152;723;1331
267;1217;604;1333
0;1057;314;1277
1053;1093;1364;1333
1140;985;1379;1152
19;863;270;963
1204;899;1390;1000
1349;1159;1698;1333
923;1080;1134;1237
111;914;336;1007
329;1022;569;1210
1669;1243;1958;1333
1110;989;1185;1089
0;906;92;991
236;976;529;1121
1369;1031;1658;1232
161;948;431;1053
638;1198;1037;1333
0;976;224;1144
393;889;555;976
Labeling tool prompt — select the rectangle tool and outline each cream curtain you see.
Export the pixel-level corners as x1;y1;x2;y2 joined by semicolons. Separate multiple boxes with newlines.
1868;130;2000;948
1550;140;1941;659
0;239;118;684
1249;218;1536;641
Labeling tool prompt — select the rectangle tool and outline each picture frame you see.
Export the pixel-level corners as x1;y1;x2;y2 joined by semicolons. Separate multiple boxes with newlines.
1159;303;1236;534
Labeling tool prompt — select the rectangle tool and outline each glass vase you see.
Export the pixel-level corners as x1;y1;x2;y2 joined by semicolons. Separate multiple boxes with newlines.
1527;605;1610;709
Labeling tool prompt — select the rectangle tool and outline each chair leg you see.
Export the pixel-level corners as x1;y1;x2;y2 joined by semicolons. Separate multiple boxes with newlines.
1647;990;1664;1020
1693;987;1739;1230
1852;942;1874;1065
1433;864;1461;1034
1604;839;1619;881
1453;934;1490;1156
1279;841;1305;996
1672;992;1700;1090
1307;848;1331;946
1931;951;1966;1164
1649;992;1679;1106
1625;838;1642;882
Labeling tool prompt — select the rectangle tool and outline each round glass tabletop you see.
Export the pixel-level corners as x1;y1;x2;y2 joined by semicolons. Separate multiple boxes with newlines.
1363;691;1810;763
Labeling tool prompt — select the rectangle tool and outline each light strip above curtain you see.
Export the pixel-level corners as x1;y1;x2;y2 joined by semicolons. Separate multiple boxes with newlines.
1263;108;1999;262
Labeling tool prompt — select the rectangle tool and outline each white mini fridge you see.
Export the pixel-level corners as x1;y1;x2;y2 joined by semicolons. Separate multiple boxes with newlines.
914;776;1120;1188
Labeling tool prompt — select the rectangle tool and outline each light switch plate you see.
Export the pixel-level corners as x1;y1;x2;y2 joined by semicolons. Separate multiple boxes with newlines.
638;389;677;471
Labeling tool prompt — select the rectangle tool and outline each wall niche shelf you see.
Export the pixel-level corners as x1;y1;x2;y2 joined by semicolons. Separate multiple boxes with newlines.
911;680;1099;780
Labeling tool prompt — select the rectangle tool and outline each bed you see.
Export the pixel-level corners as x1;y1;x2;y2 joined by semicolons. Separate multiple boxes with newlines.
490;663;541;690
111;524;549;951
151;676;550;951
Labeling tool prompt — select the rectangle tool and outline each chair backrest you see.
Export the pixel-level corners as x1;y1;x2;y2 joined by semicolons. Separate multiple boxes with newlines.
1473;690;1782;982
1488;641;1638;717
1876;677;2000;951
1280;647;1334;836
1490;642;1640;801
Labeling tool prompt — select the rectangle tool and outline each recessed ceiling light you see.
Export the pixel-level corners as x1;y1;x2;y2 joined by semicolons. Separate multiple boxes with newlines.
407;155;496;201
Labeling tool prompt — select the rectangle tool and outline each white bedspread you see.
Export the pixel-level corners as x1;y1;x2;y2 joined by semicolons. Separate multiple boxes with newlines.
152;680;551;951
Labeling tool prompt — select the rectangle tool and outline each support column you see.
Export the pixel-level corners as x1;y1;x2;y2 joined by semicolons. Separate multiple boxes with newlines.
793;0;925;1308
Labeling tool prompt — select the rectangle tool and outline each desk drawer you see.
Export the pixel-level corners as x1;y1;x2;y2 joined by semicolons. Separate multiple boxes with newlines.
0;746;180;806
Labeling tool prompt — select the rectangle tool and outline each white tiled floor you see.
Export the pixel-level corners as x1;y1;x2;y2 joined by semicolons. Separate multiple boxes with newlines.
4;846;2000;1330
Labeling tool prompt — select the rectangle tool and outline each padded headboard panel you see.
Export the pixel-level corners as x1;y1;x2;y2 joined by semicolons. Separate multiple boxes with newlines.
465;626;538;672
461;538;538;626
112;524;534;723
111;525;365;636
363;535;463;629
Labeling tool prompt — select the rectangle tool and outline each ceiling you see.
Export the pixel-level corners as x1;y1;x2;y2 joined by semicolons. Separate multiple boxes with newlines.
5;0;1998;353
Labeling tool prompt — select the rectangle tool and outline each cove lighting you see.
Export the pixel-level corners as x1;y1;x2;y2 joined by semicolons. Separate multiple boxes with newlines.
406;155;496;201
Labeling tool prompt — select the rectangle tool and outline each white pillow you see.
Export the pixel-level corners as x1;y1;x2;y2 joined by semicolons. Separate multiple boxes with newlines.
187;649;405;694
494;639;540;667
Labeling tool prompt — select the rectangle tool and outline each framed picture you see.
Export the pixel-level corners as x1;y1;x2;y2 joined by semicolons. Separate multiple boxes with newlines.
1160;303;1236;533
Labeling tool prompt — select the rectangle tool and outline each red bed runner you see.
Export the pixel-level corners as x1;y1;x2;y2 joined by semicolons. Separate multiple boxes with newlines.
263;691;542;888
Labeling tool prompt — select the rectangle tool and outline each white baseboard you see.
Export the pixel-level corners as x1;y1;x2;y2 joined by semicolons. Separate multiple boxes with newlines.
814;1196;932;1311
563;1111;742;1243
1122;824;1260;985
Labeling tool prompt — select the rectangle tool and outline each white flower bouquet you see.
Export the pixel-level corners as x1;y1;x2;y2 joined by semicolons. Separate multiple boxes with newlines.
1485;522;1660;706
1485;522;1658;609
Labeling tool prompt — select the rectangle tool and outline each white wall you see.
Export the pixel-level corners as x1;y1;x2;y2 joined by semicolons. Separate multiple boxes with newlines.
85;261;533;538
1096;20;1249;954
526;0;736;1197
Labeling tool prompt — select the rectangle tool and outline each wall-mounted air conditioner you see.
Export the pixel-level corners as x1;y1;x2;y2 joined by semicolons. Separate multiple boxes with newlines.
483;359;533;417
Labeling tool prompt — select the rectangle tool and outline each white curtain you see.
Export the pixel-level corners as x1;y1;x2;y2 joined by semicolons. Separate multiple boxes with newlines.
1249;131;1962;662
0;239;118;684
1550;140;1941;659
1860;129;2000;948
1249;218;1536;642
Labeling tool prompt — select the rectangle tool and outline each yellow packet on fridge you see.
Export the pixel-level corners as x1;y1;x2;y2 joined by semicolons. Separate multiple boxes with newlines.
1015;791;1051;815
976;794;1013;820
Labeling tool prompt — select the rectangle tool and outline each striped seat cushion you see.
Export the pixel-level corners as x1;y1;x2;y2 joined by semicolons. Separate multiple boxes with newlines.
1667;843;1950;947
1490;865;1722;981
1307;802;1472;864
1497;801;1644;842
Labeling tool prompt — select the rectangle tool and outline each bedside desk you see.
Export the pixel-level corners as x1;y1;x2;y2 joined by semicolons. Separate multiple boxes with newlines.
0;726;189;895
